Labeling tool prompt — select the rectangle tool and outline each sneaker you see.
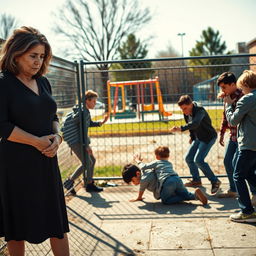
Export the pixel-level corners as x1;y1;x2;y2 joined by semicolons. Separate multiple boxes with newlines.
86;182;103;192
68;188;77;196
230;211;256;223
195;188;208;205
184;180;202;187
63;178;76;195
252;194;256;207
211;180;221;194
216;189;237;198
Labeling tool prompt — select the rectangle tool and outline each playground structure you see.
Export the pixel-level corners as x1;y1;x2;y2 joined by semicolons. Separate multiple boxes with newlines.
107;77;172;121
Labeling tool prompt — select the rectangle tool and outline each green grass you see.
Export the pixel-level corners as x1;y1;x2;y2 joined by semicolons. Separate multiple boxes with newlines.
94;165;123;177
89;109;223;136
60;165;80;181
60;165;123;179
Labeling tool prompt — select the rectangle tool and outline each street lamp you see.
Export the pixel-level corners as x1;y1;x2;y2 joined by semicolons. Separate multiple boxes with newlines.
177;32;186;57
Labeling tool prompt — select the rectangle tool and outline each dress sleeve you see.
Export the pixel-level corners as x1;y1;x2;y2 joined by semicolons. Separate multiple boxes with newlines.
0;77;15;139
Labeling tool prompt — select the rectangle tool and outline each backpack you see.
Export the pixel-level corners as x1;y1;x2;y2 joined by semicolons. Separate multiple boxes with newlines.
61;105;80;146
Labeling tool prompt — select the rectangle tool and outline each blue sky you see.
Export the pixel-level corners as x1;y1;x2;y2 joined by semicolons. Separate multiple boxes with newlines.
1;0;256;59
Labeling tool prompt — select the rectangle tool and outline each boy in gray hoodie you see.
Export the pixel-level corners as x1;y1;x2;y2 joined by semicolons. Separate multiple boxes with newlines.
122;146;208;205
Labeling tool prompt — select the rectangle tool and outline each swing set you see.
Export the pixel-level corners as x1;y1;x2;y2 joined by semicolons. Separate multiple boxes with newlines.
107;77;172;121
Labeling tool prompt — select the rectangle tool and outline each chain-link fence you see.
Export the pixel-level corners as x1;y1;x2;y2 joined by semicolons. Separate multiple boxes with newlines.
82;54;256;179
1;54;256;255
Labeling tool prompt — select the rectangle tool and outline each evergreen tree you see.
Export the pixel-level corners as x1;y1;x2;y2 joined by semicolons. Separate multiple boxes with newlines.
112;33;152;81
189;27;232;79
111;34;152;108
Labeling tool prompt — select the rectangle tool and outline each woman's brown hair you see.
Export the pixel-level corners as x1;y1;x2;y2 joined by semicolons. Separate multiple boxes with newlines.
0;26;52;78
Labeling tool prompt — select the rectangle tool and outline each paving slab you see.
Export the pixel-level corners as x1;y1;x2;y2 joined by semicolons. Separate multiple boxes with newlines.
150;219;211;250
206;218;256;248
213;248;256;256
144;249;214;256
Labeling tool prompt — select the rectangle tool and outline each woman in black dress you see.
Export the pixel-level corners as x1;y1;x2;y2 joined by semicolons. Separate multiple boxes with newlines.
0;27;70;255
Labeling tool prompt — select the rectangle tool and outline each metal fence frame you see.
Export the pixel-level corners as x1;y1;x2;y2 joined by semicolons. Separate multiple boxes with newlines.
79;54;256;180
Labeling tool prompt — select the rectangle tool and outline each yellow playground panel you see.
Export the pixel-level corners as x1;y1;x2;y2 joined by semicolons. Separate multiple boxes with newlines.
107;77;172;121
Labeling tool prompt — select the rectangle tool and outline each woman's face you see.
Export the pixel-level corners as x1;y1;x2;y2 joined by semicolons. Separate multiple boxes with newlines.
15;44;45;77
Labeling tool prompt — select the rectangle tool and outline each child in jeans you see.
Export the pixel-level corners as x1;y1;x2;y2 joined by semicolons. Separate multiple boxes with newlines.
122;146;208;205
224;70;256;223
217;71;256;202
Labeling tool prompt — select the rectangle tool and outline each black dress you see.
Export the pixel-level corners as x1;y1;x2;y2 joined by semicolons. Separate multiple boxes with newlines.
0;71;69;244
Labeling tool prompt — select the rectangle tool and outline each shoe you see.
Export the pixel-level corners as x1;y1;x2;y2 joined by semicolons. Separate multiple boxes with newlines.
230;211;256;223
86;182;103;192
63;178;76;195
184;180;202;187
68;188;77;196
195;188;208;205
252;194;256;207
216;189;237;198
211;180;221;194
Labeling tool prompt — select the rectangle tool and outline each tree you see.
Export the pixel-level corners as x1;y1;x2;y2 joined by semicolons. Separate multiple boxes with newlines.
154;43;194;101
111;33;152;106
156;43;179;58
0;13;19;40
54;0;151;106
189;27;232;79
112;33;152;81
54;0;151;64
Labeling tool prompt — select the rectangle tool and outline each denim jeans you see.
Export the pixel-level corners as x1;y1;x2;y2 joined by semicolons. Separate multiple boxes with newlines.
225;140;256;194
185;138;218;183
233;150;256;214
224;140;238;192
160;175;195;204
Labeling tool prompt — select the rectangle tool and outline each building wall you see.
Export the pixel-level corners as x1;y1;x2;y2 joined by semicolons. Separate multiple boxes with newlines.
248;38;256;72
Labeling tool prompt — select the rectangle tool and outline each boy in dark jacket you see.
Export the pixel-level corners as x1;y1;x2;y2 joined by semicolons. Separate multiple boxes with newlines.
170;95;221;194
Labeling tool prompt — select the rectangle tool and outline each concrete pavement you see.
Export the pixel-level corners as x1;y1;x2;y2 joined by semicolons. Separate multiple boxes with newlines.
25;178;256;255
65;178;256;256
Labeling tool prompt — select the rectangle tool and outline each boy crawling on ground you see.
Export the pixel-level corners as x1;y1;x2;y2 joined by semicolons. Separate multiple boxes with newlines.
122;146;208;205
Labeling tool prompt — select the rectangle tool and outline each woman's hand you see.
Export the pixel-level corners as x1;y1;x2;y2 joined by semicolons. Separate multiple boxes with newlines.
33;134;54;152
41;134;61;158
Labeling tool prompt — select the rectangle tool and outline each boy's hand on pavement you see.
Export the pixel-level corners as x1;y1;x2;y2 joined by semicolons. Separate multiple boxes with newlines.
129;197;144;202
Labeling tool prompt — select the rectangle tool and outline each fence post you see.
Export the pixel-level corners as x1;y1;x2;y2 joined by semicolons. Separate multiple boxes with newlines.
79;60;90;186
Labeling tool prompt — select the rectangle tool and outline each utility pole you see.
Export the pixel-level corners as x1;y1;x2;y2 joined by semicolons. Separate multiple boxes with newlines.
177;32;186;57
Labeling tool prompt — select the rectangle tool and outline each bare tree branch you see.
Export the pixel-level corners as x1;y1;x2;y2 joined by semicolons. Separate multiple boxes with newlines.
0;13;19;39
53;0;151;65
